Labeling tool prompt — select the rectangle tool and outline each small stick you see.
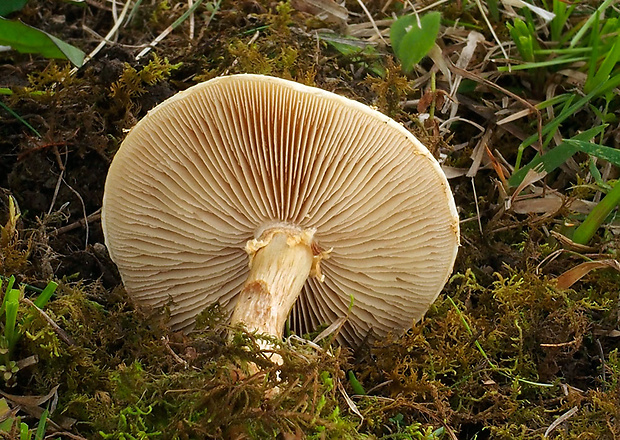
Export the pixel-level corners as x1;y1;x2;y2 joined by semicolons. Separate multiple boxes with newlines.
52;209;101;236
188;0;195;40
355;0;387;45
135;0;205;60
161;336;201;370
596;339;605;383
61;178;90;250
544;407;579;438
448;61;543;151
21;297;75;346
71;0;133;74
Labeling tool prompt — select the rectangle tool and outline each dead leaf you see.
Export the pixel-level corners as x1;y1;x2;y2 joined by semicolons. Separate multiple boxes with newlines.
550;231;598;253
0;385;59;408
510;166;547;208
0;385;76;431
512;195;564;214
313;316;347;343
556;259;620;289
467;128;493;177
291;0;348;23
418;91;434;113
442;166;469;179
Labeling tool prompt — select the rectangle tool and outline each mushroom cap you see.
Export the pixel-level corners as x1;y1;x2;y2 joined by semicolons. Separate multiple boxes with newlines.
102;74;459;345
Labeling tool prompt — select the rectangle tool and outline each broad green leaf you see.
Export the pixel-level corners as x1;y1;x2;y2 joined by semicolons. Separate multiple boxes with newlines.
390;12;441;73
0;17;84;66
509;125;606;186
0;0;28;17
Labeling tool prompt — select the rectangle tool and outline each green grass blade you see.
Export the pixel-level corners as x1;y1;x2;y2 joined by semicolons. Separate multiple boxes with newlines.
169;0;204;31
0;17;85;66
34;409;48;440
535;93;571;109
509;125;606;187
4;288;20;350
33;281;57;309
588;157;608;189
347;371;366;395
534;47;591;55
19;422;32;440
487;0;499;22
0;101;41;137
584;11;600;92
572;181;620;245
586;37;620;94
570;0;616;48
564;139;620;167
550;0;567;42
0;276;16;318
497;56;586;71
517;74;620;155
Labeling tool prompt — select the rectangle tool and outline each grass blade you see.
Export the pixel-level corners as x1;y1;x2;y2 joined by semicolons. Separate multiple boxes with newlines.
33;281;57;309
516;73;620;163
569;0;616;48
572;182;620;245
34;409;48;440
565;139;620;167
509;125;606;187
585;35;620;93
4;288;20;351
0;276;16;318
0;101;41;137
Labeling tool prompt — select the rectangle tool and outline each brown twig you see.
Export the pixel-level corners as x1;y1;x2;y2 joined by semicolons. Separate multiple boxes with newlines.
52;209;101;236
17;142;74;162
448;61;544;152
21;297;75;346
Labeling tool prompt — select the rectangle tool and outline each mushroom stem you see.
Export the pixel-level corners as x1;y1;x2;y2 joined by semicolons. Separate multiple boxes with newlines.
231;227;315;340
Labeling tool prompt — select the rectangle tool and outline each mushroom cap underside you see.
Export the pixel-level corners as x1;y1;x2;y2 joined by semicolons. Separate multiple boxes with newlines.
102;74;460;345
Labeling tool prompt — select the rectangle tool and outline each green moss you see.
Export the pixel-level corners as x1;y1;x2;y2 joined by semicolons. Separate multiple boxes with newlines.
350;269;620;439
110;54;182;104
0;196;29;276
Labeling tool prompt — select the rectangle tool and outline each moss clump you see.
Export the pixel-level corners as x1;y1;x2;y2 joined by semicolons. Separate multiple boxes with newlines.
351;269;620;439
364;58;412;117
0;196;29;276
14;284;364;439
110;54;182;107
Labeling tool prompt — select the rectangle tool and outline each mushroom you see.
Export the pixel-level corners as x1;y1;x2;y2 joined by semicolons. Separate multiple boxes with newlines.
101;74;459;346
